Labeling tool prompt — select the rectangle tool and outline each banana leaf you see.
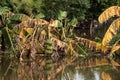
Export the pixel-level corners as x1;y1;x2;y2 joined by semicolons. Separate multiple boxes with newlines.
1;27;14;51
98;6;120;23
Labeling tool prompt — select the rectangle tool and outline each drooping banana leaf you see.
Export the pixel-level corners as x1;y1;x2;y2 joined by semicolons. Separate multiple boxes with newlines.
75;37;101;51
102;18;120;46
75;37;112;53
14;19;49;34
98;6;120;23
1;27;14;51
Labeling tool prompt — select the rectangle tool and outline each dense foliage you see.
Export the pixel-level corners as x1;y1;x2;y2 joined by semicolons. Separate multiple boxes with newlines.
87;0;120;19
0;0;119;20
1;1;120;80
0;0;120;58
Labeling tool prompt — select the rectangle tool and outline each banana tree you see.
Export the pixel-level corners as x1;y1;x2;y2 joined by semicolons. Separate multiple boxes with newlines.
0;6;14;51
0;6;31;52
75;6;120;56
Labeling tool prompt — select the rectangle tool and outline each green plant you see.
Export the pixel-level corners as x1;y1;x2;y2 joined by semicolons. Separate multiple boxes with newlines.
0;0;44;16
42;0;90;20
0;6;32;53
53;11;78;40
0;6;14;51
1;0;120;20
12;14;89;60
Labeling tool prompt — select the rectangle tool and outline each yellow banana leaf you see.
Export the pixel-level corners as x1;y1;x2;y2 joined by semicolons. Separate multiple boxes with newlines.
75;37;112;53
98;6;120;23
101;71;112;80
102;18;120;46
15;19;49;32
75;37;101;51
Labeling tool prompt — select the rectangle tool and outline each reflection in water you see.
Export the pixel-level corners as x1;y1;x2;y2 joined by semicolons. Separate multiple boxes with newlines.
94;71;100;80
77;68;95;80
76;71;84;80
0;55;120;80
76;70;100;80
101;71;112;80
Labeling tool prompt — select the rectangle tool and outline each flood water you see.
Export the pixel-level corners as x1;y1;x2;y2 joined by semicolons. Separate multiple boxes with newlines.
0;54;120;80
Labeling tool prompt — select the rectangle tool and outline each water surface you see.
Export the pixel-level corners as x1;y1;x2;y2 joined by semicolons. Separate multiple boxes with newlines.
0;55;120;80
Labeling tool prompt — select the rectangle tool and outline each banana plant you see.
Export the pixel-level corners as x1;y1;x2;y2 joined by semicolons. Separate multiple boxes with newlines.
14;17;85;60
74;6;120;56
98;6;120;54
0;6;14;51
0;6;31;52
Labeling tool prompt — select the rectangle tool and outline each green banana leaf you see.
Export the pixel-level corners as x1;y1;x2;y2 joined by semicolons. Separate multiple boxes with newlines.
1;27;14;51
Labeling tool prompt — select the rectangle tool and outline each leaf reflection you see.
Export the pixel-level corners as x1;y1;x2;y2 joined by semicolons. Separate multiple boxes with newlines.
1;55;120;80
101;71;112;80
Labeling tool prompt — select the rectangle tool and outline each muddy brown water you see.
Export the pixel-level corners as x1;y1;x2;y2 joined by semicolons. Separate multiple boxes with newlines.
0;54;120;80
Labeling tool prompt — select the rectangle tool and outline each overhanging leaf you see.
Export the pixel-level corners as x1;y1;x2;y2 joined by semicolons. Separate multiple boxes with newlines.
102;18;120;46
14;19;49;33
98;6;120;23
75;37;102;51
